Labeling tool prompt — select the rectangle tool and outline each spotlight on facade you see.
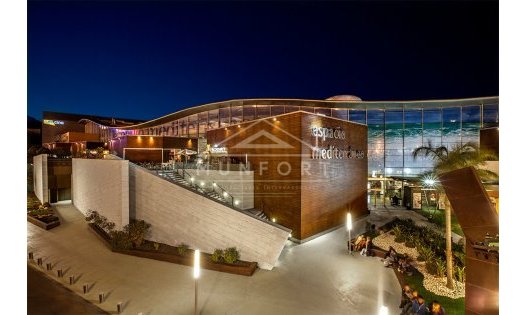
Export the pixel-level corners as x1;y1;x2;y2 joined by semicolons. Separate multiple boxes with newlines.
379;306;388;315
212;182;217;187
200;181;205;187
237;125;241;128
272;218;276;223
190;177;195;182
234;200;239;206
223;191;228;197
273;117;277;122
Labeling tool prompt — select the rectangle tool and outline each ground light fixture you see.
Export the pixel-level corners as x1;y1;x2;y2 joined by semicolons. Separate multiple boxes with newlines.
379;305;388;315
194;249;200;315
346;212;352;254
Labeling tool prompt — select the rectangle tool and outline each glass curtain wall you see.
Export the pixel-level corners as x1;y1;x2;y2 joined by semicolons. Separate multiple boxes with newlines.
115;101;496;177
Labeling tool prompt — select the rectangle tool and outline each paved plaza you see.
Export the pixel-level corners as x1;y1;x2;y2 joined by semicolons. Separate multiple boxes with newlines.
27;202;441;315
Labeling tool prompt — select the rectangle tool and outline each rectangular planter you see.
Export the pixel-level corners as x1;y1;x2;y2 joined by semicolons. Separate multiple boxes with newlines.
27;215;60;230
88;223;258;276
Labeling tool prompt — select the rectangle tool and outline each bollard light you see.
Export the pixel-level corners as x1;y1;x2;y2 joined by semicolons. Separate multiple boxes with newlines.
346;212;352;231
194;249;200;315
193;249;200;279
346;212;353;255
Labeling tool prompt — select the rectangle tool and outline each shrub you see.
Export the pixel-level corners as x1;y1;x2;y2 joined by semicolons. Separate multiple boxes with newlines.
405;234;417;248
222;247;240;264
392;226;403;239
425;259;437;275
454;265;466;282
417;245;435;263
394;236;404;243
110;231;132;250
153;242;160;251
124;220;151;248
211;249;224;263
434;258;446;278
453;251;466;267
176;244;189;256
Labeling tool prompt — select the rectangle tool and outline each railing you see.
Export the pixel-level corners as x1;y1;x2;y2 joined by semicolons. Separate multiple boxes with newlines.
130;161;291;233
175;162;251;172
174;164;238;208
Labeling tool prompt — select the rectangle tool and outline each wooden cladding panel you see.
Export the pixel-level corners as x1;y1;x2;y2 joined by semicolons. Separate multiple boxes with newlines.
206;111;368;240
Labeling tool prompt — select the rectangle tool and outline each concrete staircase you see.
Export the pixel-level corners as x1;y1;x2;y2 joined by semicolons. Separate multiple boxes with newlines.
155;170;271;222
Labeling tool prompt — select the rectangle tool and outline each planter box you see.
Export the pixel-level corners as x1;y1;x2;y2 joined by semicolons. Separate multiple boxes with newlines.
88;223;258;276
27;215;60;230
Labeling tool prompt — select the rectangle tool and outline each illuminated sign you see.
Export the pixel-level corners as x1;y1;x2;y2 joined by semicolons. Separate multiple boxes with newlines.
311;145;365;160
311;127;345;141
43;120;65;126
211;147;228;154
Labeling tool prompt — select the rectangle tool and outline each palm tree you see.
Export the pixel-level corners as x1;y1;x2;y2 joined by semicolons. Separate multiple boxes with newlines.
413;141;497;289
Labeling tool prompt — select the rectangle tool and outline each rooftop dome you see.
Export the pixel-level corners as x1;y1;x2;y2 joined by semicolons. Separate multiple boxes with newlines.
325;95;362;101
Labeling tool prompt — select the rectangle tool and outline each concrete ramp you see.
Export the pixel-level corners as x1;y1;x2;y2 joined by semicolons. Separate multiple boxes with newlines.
129;164;291;270
439;166;498;315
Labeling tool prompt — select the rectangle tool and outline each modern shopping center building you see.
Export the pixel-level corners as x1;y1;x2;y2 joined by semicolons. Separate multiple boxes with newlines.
34;95;499;269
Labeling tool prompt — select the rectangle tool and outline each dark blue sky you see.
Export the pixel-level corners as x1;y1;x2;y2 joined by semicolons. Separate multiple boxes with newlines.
28;1;498;121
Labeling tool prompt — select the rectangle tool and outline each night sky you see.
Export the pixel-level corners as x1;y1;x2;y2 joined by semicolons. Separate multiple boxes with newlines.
28;1;498;121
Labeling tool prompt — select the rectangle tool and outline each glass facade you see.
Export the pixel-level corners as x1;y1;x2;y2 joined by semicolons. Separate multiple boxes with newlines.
91;98;498;178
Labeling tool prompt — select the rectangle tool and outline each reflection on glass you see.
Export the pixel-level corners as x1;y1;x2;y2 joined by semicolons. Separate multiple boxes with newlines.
231;106;242;124
350;110;366;124
198;112;208;136
483;104;499;128
442;107;461;149
332;109;348;120
367;110;384;174
243;106;255;121
188;115;197;137
208;109;219;130
284;106;300;113
385;110;403;168
462;106;481;144
270;105;285;116
219;107;231;127
315;108;331;116
256;105;270;119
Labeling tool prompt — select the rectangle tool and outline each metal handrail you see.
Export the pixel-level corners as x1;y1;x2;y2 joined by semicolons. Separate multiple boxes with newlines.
174;163;236;207
130;161;292;233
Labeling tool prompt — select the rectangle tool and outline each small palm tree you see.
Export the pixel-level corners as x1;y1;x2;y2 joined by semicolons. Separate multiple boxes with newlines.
413;141;497;289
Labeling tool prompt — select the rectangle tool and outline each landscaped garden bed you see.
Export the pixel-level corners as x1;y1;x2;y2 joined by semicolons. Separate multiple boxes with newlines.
27;193;60;230
86;211;257;276
370;217;466;314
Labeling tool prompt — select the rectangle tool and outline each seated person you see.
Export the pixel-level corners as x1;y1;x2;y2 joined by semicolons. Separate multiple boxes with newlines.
430;300;446;315
360;237;372;256
382;247;399;267
349;235;364;252
402;290;419;315
397;257;411;274
399;284;413;309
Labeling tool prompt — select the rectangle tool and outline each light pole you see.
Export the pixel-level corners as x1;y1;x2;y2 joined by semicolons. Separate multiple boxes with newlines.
346;212;353;254
194;249;200;315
